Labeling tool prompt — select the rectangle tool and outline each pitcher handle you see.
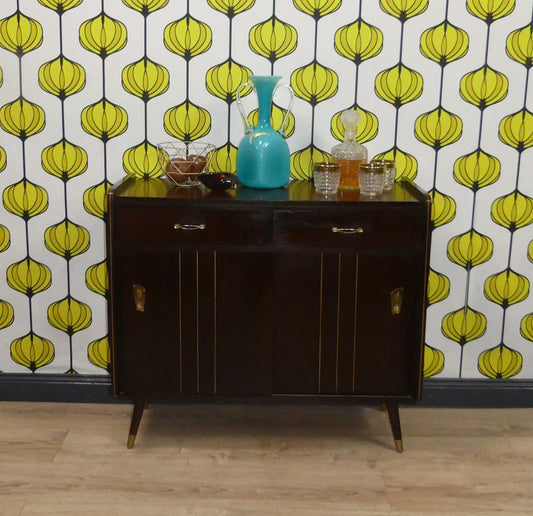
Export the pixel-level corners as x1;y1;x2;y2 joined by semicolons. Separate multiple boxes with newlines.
236;81;254;134
273;83;295;138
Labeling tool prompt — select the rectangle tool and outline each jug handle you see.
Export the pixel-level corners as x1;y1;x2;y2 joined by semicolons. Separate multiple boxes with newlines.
236;81;254;134
274;84;295;138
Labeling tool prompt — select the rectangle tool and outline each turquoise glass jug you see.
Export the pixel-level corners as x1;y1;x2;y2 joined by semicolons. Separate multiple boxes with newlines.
236;76;294;189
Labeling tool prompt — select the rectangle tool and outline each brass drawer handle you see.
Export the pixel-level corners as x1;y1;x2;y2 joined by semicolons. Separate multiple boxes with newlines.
173;223;206;231
331;226;364;234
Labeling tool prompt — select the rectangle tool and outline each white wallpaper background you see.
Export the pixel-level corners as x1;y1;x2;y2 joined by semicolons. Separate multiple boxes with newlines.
0;0;532;380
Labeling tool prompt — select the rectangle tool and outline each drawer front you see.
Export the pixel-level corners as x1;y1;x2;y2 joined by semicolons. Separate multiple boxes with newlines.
112;206;271;245
273;208;423;248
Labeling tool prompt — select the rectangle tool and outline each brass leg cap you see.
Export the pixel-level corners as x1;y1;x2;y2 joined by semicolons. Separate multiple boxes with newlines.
395;439;404;453
127;435;136;449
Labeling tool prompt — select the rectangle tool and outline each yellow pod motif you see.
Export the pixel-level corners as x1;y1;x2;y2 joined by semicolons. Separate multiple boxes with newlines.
7;257;52;296
0;224;10;252
47;295;92;335
81;99;128;141
375;64;423;107
420;21;468;66
122;57;169;101
506;23;533;67
85;260;108;297
460;65;508;109
484;269;529;308
3;179;48;220
37;0;83;11
447;229;493;269
0;293;8;328
428;188;456;228
381;148;417;182
88;336;111;372
291;62;338;105
249;16;297;62
491;191;533;231
123;141;163;179
122;0;169;13
442;306;487;345
206;59;253;103
498;109;533;151
207;0;256;16
10;332;54;372
83;180;111;220
293;0;342;18
44;219;90;260
209;143;238;173
423;344;445;378
0;11;43;55
41;139;88;181
453;149;500;191
79;13;127;58
164;16;212;60
0;146;5;172
478;344;521;380
379;0;428;20
164;101;211;141
466;0;515;23
331;107;378;144
529;240;533;262
334;19;383;64
521;313;533;342
0;299;14;329
38;56;85;99
427;268;450;305
0;97;45;140
290;145;330;181
415;107;463;150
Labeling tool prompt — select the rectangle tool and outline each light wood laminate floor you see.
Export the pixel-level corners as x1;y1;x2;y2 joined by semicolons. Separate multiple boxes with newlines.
0;402;532;515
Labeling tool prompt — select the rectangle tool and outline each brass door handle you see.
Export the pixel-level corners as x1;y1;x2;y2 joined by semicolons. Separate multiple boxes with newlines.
173;223;206;231
391;287;404;315
331;226;364;234
133;284;146;312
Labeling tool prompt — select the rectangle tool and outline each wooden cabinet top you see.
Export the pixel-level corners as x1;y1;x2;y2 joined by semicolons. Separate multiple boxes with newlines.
108;176;430;207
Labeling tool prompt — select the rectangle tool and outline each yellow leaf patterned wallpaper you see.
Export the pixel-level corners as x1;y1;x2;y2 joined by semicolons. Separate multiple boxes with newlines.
0;0;531;380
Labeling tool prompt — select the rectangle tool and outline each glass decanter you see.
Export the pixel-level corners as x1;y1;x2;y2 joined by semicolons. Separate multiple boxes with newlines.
331;109;368;190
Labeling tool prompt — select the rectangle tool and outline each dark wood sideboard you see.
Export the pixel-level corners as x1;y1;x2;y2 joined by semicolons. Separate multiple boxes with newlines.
107;177;431;452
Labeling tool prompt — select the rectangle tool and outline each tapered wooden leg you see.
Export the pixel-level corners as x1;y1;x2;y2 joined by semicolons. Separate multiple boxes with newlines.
127;400;147;449
384;402;403;453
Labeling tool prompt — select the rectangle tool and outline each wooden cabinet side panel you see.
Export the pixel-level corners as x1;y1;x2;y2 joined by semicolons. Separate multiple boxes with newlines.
112;248;181;398
353;252;421;397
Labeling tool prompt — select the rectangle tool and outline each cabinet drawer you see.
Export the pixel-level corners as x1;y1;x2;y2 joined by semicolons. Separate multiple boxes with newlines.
112;206;271;245
273;208;422;248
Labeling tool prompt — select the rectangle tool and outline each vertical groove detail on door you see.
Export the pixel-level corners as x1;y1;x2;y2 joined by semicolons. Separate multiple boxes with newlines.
178;250;183;395
352;254;359;393
196;251;200;394
336;253;342;394
318;253;324;394
213;251;217;395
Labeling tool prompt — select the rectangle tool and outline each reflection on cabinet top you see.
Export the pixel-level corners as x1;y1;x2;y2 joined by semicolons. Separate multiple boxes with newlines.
108;176;429;206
